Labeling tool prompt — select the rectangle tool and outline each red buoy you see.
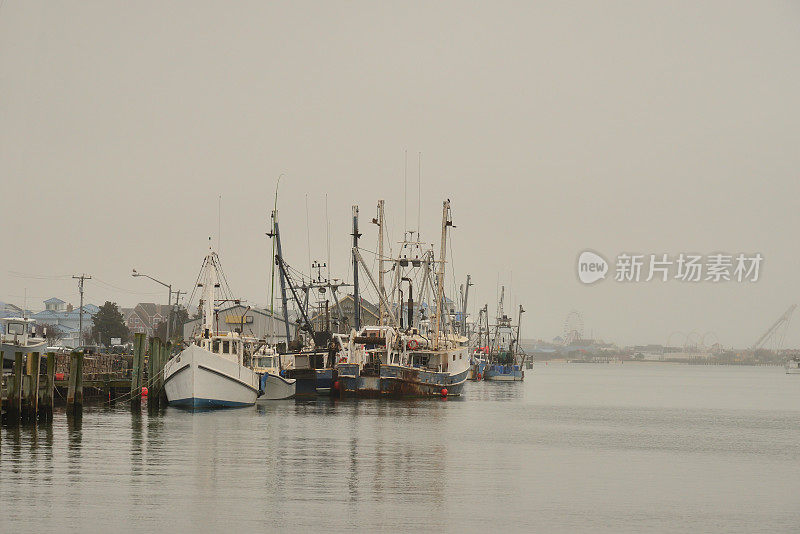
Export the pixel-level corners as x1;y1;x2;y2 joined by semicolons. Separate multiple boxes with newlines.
477;373;482;380
440;388;448;397
141;386;148;396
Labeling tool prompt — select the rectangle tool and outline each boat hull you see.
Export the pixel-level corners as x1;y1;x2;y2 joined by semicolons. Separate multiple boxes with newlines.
285;368;318;397
315;368;336;395
785;363;800;374
380;365;469;397
337;363;382;397
484;364;524;381
163;344;259;408
257;372;296;400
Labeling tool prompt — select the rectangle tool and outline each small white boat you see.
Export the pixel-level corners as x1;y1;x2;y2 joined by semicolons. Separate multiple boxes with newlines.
2;317;47;366
163;248;260;408
252;349;296;400
785;358;800;374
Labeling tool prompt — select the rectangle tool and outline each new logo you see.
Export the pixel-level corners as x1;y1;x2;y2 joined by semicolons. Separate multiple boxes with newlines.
577;251;608;284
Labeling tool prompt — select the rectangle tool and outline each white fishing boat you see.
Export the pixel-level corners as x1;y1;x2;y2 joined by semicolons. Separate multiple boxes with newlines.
2;317;47;367
252;347;296;400
163;247;260;408
785;357;800;374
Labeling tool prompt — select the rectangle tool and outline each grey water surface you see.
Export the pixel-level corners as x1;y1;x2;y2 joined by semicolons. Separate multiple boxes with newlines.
2;362;799;533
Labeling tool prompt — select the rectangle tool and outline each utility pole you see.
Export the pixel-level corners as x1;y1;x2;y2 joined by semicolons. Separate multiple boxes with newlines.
173;289;185;306
73;274;92;348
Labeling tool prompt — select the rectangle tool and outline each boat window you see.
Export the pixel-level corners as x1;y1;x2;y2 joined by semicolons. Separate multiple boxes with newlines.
7;322;24;335
452;354;456;361
212;340;220;352
222;341;230;354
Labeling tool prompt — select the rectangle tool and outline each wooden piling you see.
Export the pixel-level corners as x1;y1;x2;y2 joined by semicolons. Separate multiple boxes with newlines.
147;337;159;413
40;353;55;422
66;352;84;413
23;352;41;422
6;352;24;423
131;333;145;410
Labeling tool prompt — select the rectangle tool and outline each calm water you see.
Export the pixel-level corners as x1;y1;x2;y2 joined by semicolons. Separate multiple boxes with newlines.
2;363;800;533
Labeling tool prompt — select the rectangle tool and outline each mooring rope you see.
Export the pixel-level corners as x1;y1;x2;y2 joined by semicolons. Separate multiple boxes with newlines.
101;366;166;405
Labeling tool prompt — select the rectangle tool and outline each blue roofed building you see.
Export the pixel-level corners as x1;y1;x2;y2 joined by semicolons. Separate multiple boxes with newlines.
32;298;98;348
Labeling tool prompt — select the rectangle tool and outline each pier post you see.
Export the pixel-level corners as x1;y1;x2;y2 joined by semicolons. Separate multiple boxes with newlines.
148;337;156;388
6;352;24;424
66;352;84;414
131;333;145;410
23;352;41;422
147;337;160;413
40;353;55;422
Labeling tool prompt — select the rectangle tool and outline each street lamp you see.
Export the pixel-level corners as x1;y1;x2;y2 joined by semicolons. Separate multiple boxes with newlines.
132;269;173;340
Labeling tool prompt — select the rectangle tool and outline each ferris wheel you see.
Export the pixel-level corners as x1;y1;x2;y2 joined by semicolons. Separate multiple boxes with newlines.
562;310;584;345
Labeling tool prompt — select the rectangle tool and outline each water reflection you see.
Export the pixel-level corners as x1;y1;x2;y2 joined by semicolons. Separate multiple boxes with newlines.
3;366;800;532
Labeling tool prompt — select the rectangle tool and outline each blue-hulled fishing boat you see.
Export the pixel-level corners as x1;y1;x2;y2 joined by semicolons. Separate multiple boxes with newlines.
483;286;526;382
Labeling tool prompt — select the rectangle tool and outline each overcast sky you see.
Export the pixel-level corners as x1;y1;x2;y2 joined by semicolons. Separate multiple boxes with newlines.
1;1;799;348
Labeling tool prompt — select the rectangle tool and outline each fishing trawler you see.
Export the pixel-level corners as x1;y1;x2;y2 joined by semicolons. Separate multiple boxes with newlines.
163;246;260;408
338;200;470;397
785;356;800;374
1;317;47;368
467;305;490;380
268;207;352;397
483;287;525;381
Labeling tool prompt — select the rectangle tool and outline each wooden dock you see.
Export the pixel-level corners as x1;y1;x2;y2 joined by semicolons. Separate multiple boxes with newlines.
1;333;170;427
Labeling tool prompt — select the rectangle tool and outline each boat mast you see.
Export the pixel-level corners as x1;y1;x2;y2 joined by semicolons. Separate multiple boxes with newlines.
377;200;385;327
434;200;450;350
461;274;471;336
268;178;281;349
515;304;525;365
498;286;505;323
352;205;361;330
203;249;216;337
483;303;490;355
273;210;292;344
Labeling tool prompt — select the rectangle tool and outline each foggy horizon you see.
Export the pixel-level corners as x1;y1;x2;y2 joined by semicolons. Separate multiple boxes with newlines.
2;1;799;348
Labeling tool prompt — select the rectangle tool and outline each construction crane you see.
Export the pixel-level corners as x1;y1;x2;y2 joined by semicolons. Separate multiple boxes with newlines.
750;304;796;352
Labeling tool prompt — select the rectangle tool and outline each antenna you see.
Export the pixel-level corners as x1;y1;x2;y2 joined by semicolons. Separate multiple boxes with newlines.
325;193;331;282
217;194;222;254
418;152;422;234
305;194;312;279
404;149;408;233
